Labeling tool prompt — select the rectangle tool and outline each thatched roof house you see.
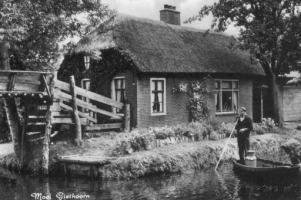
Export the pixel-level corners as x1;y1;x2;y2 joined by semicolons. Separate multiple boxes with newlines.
59;5;267;128
74;14;264;76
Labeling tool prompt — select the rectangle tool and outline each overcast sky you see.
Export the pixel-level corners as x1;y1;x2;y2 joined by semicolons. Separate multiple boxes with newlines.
102;0;240;36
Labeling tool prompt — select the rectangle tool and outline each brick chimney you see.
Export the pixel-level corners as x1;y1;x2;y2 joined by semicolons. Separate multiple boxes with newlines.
160;4;180;26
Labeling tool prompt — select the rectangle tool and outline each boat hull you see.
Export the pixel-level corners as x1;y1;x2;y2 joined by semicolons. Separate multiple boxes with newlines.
232;158;300;183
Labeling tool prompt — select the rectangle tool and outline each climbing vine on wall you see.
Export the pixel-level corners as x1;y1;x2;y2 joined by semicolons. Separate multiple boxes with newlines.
172;77;209;122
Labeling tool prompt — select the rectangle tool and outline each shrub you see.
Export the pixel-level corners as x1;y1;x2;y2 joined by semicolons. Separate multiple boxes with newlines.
209;131;219;140
205;117;221;131
151;126;176;139
252;118;279;135
217;122;236;137
187;121;207;140
112;129;156;156
172;124;188;137
253;123;265;135
261;118;279;133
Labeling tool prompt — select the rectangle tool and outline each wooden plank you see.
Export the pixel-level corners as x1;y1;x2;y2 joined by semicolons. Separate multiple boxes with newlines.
55;91;122;119
0;91;43;94
0;82;8;90
60;103;97;123
50;102;61;111
58;157;116;165
27;131;41;136
51;111;70;117
28;122;46;125
8;73;16;91
0;70;52;75
85;123;123;131
14;80;41;86
14;83;40;91
16;73;41;82
55;80;123;109
28;115;46;119
42;75;51;96
0;74;10;81
52;117;87;125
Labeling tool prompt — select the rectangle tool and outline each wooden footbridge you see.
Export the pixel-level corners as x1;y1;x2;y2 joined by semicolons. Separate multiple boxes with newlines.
0;70;130;159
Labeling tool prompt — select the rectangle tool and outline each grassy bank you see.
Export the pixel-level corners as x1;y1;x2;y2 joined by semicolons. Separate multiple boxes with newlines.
97;133;291;179
0;131;292;179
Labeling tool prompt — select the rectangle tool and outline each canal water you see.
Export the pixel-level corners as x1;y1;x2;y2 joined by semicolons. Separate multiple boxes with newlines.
1;162;301;200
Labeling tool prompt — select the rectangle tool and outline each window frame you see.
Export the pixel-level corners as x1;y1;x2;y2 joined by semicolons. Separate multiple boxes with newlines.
111;76;125;116
150;78;166;116
214;79;239;115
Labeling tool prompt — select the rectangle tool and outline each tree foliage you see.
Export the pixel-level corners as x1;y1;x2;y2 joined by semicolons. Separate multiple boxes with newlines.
188;0;301;80
0;0;115;70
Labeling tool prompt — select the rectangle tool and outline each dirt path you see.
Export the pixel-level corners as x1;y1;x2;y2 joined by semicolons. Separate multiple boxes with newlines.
0;142;13;157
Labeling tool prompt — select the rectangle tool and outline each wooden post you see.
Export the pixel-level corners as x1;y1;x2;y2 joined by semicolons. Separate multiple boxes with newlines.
42;74;55;176
3;99;22;158
20;106;28;169
124;104;130;132
0;42;23;158
69;76;82;146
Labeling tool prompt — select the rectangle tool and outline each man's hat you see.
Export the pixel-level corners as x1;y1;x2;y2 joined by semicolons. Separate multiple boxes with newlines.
239;107;247;112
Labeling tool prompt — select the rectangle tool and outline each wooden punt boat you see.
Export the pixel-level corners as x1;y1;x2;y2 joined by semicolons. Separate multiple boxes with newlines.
232;158;300;182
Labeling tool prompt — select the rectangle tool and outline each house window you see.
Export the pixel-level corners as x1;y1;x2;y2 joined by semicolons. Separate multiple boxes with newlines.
150;78;166;115
111;77;125;114
215;80;239;114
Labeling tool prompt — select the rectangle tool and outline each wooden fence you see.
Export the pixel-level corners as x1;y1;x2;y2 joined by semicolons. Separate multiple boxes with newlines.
53;79;130;132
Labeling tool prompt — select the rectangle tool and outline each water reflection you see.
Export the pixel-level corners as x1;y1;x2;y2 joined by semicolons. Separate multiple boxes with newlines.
1;162;301;200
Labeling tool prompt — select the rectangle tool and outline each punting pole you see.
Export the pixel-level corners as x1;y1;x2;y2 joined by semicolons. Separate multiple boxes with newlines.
215;119;238;171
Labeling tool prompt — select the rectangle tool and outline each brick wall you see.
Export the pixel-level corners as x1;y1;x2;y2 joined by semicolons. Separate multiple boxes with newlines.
136;76;254;128
123;70;138;128
159;9;181;26
88;70;255;128
137;76;189;128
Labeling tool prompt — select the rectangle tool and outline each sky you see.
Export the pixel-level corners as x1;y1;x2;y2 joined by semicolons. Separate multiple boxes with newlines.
102;0;240;36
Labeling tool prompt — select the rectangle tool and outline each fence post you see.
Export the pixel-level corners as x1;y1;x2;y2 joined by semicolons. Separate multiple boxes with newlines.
69;76;82;146
42;74;55;176
124;104;130;132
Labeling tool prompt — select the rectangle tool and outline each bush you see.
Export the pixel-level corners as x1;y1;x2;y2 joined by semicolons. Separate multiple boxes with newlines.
172;124;188;137
209;131;219;140
151;126;176;139
253;118;279;135
217;122;236;137
112;121;240;156
112;129;156;156
261;118;279;133
187;122;207;140
253;123;265;135
205;117;221;131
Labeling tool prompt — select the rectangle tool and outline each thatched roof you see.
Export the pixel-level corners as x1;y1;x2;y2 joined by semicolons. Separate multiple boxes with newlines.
74;14;265;76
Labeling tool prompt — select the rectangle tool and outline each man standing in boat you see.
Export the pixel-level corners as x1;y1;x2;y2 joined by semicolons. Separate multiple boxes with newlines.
235;107;253;164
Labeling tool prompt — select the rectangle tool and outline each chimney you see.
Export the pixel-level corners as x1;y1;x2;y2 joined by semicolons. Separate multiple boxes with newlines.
160;4;180;26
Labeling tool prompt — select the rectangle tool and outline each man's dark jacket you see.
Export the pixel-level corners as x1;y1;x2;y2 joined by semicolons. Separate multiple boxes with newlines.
235;116;253;134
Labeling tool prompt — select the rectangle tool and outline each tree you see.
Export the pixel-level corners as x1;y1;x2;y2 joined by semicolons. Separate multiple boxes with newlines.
0;0;115;71
189;0;301;126
0;0;114;172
